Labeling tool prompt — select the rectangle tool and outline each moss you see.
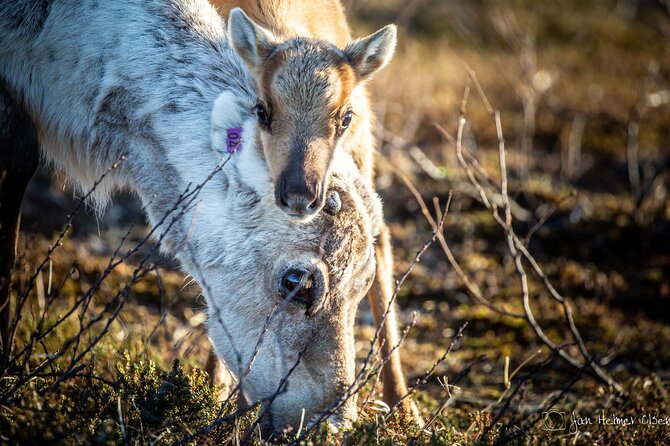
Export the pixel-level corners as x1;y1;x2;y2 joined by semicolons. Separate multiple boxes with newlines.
0;354;244;445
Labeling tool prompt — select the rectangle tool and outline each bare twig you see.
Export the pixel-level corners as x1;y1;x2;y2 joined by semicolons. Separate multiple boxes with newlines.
434;79;623;393
389;322;468;414
394;172;524;318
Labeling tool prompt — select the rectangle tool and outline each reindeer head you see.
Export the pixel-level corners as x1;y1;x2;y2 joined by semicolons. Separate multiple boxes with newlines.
202;152;382;435
228;8;396;219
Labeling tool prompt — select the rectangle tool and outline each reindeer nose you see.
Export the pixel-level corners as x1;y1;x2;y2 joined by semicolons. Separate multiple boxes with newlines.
278;267;326;311
277;178;323;218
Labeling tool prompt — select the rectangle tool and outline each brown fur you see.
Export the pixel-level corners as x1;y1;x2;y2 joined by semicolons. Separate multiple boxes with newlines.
225;2;395;217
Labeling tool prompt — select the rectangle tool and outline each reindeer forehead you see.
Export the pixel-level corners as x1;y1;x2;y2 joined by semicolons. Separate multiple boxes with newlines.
261;40;355;111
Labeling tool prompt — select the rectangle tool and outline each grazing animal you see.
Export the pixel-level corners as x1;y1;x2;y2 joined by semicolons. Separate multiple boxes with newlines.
0;0;381;433
208;152;383;433
212;0;417;418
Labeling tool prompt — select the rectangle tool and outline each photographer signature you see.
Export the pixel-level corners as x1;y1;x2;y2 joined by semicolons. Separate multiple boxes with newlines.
542;409;669;435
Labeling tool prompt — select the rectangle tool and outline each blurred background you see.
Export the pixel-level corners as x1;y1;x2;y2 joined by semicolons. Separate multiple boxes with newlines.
11;0;670;443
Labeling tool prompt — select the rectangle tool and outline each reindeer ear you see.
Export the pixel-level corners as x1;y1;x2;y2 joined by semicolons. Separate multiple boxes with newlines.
344;24;397;81
228;8;276;72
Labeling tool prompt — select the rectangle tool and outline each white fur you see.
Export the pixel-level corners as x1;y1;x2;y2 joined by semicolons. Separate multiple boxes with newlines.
210;90;272;195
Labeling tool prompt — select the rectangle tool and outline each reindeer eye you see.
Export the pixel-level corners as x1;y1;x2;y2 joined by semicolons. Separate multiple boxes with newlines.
340;110;353;129
254;103;271;129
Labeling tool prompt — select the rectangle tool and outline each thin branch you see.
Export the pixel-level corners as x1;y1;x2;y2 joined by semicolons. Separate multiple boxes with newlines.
440;85;623;393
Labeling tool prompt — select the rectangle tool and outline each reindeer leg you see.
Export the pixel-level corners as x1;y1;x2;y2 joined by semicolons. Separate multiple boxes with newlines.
368;223;422;422
0;83;39;365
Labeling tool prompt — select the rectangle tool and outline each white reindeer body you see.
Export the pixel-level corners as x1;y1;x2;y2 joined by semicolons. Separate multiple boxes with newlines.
1;0;383;433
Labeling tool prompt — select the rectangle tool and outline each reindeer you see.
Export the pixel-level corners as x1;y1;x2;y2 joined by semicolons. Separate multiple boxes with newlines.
212;0;418;418
0;0;385;434
203;150;384;433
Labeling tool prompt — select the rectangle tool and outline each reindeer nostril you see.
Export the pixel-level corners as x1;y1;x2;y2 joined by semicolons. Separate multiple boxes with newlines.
283;271;307;291
277;178;292;210
283;273;299;289
276;176;323;216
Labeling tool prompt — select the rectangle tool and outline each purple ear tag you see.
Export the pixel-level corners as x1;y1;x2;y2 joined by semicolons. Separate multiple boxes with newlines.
226;128;243;154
